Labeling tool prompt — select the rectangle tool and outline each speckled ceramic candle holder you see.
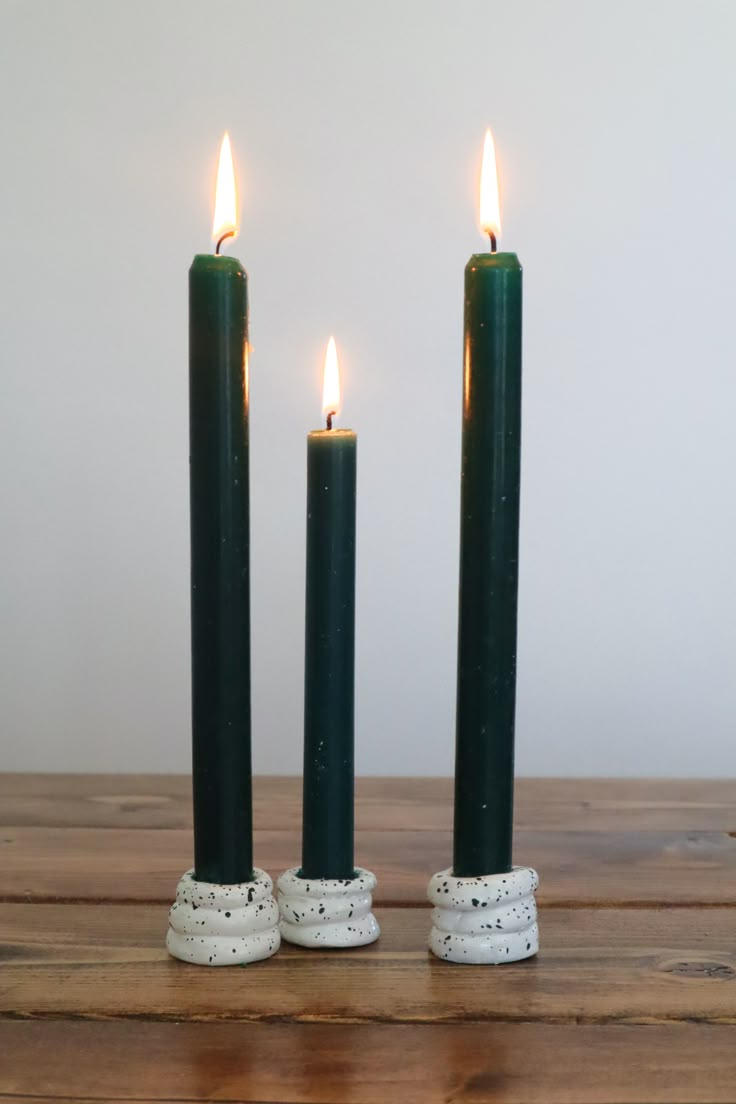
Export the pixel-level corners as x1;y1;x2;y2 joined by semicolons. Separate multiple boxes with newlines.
166;867;280;966
427;865;539;964
277;867;380;948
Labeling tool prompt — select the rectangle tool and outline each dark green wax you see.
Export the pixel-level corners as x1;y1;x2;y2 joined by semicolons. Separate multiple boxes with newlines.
189;253;253;885
301;428;357;879
453;251;523;877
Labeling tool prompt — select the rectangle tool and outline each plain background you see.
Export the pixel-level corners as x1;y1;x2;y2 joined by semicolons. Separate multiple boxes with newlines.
2;0;734;776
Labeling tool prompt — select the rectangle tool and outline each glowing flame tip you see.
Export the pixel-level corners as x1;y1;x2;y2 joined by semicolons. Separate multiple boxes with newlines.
479;128;501;240
212;132;239;245
322;336;341;422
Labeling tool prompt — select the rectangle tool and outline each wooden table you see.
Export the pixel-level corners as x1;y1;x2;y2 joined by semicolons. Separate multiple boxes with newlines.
1;775;735;1102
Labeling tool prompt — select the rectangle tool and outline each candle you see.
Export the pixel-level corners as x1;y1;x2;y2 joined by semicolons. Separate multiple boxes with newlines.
300;337;357;880
453;130;523;877
190;134;253;885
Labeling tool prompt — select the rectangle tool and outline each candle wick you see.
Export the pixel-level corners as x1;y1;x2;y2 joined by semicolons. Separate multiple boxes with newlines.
326;411;336;431
215;231;235;256
489;232;497;254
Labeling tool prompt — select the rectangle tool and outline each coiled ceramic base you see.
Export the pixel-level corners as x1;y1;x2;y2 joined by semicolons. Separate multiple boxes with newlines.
428;865;539;964
277;867;380;948
166;867;280;965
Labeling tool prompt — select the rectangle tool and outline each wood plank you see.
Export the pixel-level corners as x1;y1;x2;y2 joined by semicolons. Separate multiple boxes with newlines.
1;774;735;831
1;1020;734;1103
2;825;735;906
2;903;736;1025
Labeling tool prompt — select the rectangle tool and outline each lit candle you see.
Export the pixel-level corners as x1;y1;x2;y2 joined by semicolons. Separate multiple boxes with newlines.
190;134;253;884
300;338;357;880
453;130;523;877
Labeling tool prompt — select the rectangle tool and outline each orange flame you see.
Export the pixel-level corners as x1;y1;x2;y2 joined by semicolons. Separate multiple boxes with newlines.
212;133;238;245
479;128;501;240
322;336;341;421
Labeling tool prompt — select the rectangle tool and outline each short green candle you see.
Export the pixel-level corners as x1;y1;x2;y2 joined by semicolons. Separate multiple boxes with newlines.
453;250;522;878
300;346;357;879
189;248;252;886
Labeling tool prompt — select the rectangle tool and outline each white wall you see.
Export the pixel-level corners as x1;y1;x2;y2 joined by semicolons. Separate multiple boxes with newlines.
1;0;734;776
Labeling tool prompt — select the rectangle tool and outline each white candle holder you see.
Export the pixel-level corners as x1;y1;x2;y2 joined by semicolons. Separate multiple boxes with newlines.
277;867;380;948
427;865;539;964
166;867;280;966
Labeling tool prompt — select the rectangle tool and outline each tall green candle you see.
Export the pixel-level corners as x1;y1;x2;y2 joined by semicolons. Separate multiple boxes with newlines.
190;135;253;885
301;338;357;880
453;131;523;877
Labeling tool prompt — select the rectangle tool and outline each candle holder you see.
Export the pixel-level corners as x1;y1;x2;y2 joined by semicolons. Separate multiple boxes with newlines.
276;867;380;948
427;866;539;964
166;867;280;966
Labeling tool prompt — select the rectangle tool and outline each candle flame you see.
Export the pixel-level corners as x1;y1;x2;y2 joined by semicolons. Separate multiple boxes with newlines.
479;128;501;241
212;133;239;244
322;336;341;421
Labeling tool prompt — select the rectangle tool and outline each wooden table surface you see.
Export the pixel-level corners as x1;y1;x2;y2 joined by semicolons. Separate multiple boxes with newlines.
1;775;735;1103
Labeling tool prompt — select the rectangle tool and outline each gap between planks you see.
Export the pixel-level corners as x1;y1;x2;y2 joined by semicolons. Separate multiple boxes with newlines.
0;896;734;910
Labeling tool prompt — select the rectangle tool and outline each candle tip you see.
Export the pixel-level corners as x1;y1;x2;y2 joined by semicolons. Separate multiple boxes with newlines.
215;230;235;255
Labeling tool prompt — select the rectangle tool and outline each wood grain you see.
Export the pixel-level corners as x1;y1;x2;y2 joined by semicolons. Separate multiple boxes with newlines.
2;1020;735;1103
2;776;735;1101
2;903;736;1025
2;824;734;906
2;774;735;831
